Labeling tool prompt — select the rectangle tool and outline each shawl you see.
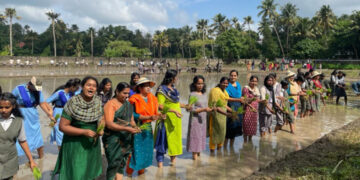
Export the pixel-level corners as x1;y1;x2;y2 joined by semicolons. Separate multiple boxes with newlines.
156;85;180;103
244;85;260;96
63;94;103;123
226;81;241;98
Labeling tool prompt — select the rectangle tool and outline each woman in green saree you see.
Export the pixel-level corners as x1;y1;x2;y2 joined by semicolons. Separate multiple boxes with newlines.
52;76;105;180
102;82;140;180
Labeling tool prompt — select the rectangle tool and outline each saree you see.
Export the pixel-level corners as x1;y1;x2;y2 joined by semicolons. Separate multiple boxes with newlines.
102;100;133;180
128;93;158;170
208;87;229;146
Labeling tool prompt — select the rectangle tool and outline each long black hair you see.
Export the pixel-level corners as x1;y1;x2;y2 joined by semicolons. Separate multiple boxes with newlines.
249;75;258;82
114;82;130;98
160;69;178;86
229;69;238;76
52;78;77;94
331;69;338;76
217;77;229;88
0;85;2;94
130;72;140;87
0;92;23;117
264;75;274;91
98;78;113;97
27;82;40;106
190;75;206;93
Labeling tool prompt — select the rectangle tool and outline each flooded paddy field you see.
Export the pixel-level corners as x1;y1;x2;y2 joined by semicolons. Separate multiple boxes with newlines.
1;72;359;180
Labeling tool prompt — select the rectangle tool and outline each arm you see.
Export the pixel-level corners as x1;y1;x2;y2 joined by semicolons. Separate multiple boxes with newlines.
104;102;138;133
228;97;244;103
40;102;54;121
19;141;37;170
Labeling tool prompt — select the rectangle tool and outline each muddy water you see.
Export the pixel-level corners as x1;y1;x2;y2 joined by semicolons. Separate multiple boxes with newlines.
2;72;359;180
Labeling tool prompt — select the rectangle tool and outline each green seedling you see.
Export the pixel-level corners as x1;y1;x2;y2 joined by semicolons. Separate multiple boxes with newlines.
188;96;198;106
33;167;42;180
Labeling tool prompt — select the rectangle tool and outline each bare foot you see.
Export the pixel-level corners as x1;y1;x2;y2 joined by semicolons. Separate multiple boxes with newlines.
158;162;163;168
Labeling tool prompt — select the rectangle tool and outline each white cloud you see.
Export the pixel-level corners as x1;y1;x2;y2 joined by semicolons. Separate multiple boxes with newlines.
276;0;360;17
0;0;190;33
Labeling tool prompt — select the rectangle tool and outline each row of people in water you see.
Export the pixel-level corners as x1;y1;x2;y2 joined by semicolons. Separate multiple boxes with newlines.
0;69;334;180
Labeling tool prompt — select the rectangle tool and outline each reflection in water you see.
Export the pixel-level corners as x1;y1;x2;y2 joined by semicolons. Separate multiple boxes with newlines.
5;73;360;180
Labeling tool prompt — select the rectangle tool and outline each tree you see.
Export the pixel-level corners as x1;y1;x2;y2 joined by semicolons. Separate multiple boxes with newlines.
231;17;242;31
196;19;208;58
291;38;323;59
294;17;315;39
212;13;227;34
46;11;60;57
75;39;83;57
258;0;285;58
281;3;298;56
243;16;254;32
104;40;149;58
152;31;170;59
1;8;21;56
261;23;278;61
215;29;248;63
316;5;336;46
25;30;38;55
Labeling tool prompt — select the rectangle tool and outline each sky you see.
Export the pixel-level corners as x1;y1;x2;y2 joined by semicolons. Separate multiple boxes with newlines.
0;0;359;34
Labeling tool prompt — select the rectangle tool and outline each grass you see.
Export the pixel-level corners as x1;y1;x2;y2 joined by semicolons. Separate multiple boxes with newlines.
246;119;360;180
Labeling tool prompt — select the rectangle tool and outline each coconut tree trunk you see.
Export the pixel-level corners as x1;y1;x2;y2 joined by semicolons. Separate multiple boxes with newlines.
31;39;34;55
52;19;57;57
159;45;162;59
9;17;13;56
353;44;358;59
91;30;94;57
286;27;290;57
273;26;285;58
211;43;214;58
202;31;205;58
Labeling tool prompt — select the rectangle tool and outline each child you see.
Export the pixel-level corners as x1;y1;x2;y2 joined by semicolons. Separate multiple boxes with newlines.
335;71;347;105
280;81;295;134
0;92;37;179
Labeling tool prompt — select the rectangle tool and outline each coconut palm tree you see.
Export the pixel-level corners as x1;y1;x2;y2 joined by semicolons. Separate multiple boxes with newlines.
258;0;285;58
243;16;254;32
196;19;208;58
46;11;60;57
281;3;298;56
26;30;38;55
152;31;170;59
212;13;227;34
294;17;315;39
87;27;95;57
181;25;193;58
2;8;21;56
316;5;336;45
231;17;242;31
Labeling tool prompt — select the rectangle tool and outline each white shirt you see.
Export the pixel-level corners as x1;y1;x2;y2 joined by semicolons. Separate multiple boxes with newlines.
0;114;26;141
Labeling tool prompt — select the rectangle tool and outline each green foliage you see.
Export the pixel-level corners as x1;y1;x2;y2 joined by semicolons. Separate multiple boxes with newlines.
40;45;51;56
161;106;170;114
138;123;152;131
215;29;248;63
104;40;149;58
0;45;9;56
188;96;198;105
261;23;278;60
32;167;42;180
96;123;105;134
291;38;324;59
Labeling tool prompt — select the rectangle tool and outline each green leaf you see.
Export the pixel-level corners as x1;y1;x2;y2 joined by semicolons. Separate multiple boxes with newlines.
161;106;170;114
188;96;198;105
139;123;152;131
54;114;61;120
306;90;313;96
237;106;244;114
96;123;105;134
327;88;332;93
215;100;225;107
265;94;269;100
33;167;42;180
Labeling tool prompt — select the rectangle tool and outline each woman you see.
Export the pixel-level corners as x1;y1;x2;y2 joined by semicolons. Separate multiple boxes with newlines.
126;77;160;176
187;75;212;160
259;75;275;137
52;76;104;180
242;76;260;143
12;76;54;158
208;77;241;152
330;70;338;99
103;82;140;180
335;71;347;105
224;70;243;148
98;78;113;106
129;72;140;97
155;69;188;167
312;71;323;112
46;79;79;148
0;93;37;179
285;71;302;119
